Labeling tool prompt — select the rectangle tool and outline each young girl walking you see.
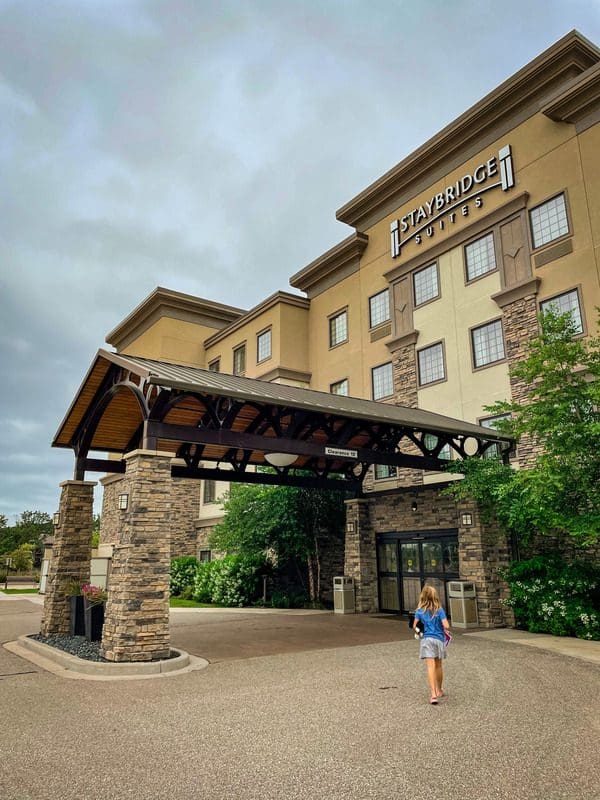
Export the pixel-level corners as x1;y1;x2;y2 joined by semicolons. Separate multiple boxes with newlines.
413;584;451;705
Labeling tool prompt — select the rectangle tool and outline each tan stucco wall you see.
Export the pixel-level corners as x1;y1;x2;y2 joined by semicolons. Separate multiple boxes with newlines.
204;300;309;379
119;316;215;367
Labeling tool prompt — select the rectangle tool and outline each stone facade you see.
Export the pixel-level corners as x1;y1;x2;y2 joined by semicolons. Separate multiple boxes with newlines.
41;480;96;636
500;291;541;468
344;486;513;626
101;451;172;662
170;477;202;558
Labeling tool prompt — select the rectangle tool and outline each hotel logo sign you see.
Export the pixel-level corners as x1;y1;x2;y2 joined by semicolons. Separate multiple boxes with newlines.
390;145;515;258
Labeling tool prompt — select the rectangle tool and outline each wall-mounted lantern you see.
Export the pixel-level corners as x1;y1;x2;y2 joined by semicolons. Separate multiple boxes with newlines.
411;501;418;513
118;493;129;511
346;521;355;533
53;512;60;527
461;511;473;526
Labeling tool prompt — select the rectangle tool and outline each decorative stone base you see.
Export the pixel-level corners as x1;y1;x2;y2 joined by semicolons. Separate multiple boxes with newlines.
100;451;172;662
41;481;96;637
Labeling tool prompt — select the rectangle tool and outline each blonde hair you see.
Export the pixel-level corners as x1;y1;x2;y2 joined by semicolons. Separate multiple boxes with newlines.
416;584;442;614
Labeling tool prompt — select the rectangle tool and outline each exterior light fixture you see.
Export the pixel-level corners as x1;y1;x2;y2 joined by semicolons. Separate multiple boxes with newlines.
346;521;355;533
411;501;418;513
461;512;473;526
264;453;297;468
53;512;60;527
118;493;129;511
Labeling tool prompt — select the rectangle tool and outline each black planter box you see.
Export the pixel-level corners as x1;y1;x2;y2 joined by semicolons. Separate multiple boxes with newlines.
84;601;105;642
69;596;85;636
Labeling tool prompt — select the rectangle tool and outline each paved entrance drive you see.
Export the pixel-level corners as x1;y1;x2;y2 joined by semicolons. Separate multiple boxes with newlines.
169;607;416;661
2;595;599;800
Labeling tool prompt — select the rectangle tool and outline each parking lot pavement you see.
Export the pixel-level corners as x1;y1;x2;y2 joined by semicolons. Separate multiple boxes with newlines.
168;607;416;662
2;596;600;800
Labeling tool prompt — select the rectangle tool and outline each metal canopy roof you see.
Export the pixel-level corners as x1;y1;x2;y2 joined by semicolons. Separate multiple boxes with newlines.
53;349;512;492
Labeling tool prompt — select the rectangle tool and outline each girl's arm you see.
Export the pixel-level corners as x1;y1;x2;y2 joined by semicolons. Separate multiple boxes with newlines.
442;617;450;631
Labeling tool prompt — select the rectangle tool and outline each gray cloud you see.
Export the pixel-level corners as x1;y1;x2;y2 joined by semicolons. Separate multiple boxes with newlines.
1;0;599;519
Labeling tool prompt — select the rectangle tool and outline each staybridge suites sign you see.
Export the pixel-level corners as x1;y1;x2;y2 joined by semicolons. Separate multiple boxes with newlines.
390;145;515;258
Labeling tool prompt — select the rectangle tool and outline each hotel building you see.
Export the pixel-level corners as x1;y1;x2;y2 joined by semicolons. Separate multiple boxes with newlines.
96;31;600;625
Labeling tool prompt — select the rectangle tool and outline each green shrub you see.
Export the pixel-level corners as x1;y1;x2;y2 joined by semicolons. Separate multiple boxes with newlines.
192;555;267;607
270;589;308;609
170;556;199;596
500;554;600;640
179;584;194;601
192;559;219;603
0;571;6;584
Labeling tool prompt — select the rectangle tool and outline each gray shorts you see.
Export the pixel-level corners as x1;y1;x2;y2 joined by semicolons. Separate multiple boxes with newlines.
419;637;446;660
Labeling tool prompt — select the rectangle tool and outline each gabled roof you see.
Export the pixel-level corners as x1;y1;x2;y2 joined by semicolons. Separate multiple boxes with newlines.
54;349;511;451
105;287;246;352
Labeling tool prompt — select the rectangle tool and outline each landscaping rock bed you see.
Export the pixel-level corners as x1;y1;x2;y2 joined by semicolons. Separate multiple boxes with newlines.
30;634;107;661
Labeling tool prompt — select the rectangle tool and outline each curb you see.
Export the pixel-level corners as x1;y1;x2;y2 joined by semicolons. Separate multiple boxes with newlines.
4;635;210;681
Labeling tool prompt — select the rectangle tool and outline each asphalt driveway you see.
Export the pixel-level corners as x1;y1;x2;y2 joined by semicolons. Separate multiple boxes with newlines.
1;595;599;800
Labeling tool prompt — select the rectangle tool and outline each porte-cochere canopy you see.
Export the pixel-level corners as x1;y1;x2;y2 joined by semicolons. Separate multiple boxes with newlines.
53;349;513;491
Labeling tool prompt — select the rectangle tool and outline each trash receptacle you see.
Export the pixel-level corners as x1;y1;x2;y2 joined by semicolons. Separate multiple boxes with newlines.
448;581;478;628
333;576;355;614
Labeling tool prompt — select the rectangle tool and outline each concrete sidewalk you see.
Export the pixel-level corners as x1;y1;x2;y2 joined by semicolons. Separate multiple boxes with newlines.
465;626;600;665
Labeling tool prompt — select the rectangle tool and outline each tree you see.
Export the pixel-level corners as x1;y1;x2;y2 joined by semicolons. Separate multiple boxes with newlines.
9;543;34;572
0;511;53;555
209;480;347;603
446;309;600;547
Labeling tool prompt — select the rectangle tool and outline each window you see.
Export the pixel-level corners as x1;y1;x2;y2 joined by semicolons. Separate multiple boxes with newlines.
208;359;220;372
480;414;511;459
530;193;569;248
233;344;246;375
423;433;451;460
257;329;272;362
199;550;212;563
413;263;439;306
471;320;505;368
369;289;390;328
540;289;583;334
465;233;496;281
329;310;348;347
417;342;445;386
330;378;349;396
372;362;393;400
374;464;396;480
203;480;216;504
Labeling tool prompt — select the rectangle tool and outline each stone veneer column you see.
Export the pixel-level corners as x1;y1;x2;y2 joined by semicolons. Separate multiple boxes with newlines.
457;501;514;628
101;450;172;662
98;474;123;546
41;480;95;636
499;290;540;468
344;498;378;612
389;331;424;487
170;477;201;558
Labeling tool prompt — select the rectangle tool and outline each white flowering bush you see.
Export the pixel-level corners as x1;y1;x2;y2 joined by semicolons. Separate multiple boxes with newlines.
500;555;599;640
192;555;267;607
170;556;200;596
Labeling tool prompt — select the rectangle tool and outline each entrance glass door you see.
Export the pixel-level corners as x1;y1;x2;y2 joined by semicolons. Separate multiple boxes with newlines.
377;530;459;614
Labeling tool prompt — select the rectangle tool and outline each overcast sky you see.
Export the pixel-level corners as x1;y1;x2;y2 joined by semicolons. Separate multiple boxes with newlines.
1;0;599;522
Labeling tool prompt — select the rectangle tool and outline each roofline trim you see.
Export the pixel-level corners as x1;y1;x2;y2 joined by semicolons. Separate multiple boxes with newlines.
335;30;600;230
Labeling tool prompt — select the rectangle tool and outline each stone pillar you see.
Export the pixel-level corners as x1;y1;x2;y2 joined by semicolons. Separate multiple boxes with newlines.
498;288;540;468
170;477;201;558
98;474;124;546
101;450;172;662
41;480;96;636
344;498;378;612
389;331;424;487
457;501;514;627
